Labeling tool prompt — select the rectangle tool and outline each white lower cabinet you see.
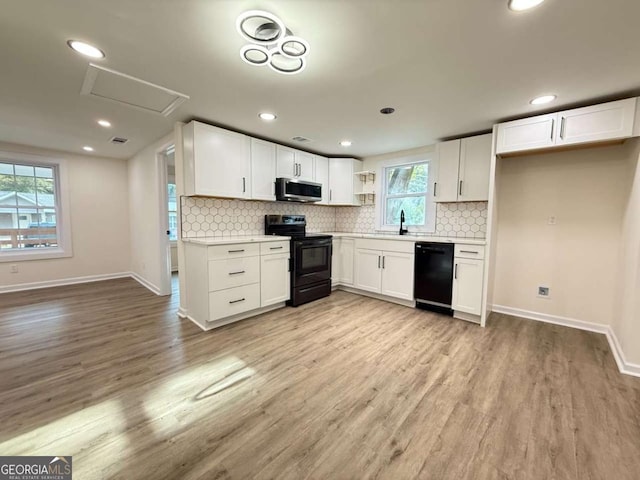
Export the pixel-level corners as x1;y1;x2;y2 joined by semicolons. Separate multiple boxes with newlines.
452;258;484;315
354;246;414;301
331;238;341;287
261;253;290;307
339;238;354;285
209;284;261;322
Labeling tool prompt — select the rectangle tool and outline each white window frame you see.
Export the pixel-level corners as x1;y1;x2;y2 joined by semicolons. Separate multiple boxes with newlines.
167;182;178;245
0;150;73;262
375;154;436;233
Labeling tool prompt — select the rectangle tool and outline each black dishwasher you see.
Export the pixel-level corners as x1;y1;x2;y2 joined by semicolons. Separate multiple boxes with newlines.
414;242;454;314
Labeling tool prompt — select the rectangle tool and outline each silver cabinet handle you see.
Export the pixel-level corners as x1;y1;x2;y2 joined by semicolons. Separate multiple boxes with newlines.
560;117;566;139
229;298;245;304
270;246;283;250
454;263;458;280
460;250;478;254
330;189;332;201
229;270;245;275
382;256;385;269
242;177;246;193
550;118;555;141
459;180;463;196
378;256;381;269
228;249;245;253
433;182;437;197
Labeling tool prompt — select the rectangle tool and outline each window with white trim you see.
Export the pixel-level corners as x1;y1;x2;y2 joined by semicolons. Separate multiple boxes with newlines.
168;183;177;241
0;153;72;262
376;159;436;232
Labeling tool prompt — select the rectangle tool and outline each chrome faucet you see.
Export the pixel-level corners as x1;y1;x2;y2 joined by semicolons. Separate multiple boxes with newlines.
399;209;408;235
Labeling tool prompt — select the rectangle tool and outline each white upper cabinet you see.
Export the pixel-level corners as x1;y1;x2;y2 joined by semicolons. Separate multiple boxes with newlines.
433;134;492;203
496;97;638;155
276;146;315;181
250;138;276;201
458;133;493;202
433;139;460;203
183;121;251;199
555;98;637;147
314;155;330;205
329;158;362;205
496;113;557;155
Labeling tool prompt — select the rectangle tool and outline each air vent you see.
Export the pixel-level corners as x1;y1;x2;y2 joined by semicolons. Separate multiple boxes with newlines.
110;136;129;144
292;136;312;143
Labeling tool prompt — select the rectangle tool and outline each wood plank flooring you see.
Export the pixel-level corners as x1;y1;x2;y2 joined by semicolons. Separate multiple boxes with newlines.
1;276;639;479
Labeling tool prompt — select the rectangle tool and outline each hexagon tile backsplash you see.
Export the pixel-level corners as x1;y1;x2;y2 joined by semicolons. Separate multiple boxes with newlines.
181;198;487;239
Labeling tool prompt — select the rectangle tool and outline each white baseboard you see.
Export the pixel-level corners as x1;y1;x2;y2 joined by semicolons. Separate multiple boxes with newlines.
129;272;162;296
491;304;640;377
0;272;131;294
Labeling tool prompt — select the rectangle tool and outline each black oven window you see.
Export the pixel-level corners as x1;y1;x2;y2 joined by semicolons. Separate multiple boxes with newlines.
301;246;328;270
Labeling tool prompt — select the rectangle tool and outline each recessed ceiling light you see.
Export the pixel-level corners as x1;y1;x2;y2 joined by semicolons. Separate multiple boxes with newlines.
258;112;277;121
530;95;557;105
340;140;352;147
508;0;545;11
97;119;111;127
83;146;94;152
67;40;105;59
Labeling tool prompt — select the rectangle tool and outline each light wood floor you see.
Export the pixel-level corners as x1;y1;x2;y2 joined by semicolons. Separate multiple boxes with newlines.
1;276;639;480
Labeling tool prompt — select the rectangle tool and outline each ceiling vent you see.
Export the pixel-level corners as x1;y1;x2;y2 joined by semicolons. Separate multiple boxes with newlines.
80;63;189;116
292;136;312;143
110;136;129;145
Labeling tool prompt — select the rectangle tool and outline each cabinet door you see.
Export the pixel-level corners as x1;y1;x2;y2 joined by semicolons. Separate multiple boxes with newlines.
354;249;382;293
260;253;290;307
314;156;330;205
458;134;492;202
555;98;637;146
331;238;341;287
276;146;296;178
251;138;276;201
192;122;251;198
495;113;557;155
296;151;315;181
329;158;355;205
340;238;355;285
452;258;484;315
380;251;414;300
433;139;460;202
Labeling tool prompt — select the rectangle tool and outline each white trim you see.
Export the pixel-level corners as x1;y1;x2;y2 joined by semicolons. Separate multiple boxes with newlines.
129;271;162;296
492;304;640;377
156;143;174;296
0;272;131;294
184;302;286;331
336;285;416;308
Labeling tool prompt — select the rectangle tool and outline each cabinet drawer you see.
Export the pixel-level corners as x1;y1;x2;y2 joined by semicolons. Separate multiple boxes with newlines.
208;256;260;291
260;241;290;255
454;244;485;260
207;243;260;260
208;284;260;322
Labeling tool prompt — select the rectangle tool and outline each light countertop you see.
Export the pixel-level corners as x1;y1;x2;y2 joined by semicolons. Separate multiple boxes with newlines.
319;232;486;245
182;235;291;246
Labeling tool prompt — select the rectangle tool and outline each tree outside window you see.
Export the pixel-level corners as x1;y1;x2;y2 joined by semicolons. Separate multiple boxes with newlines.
383;162;429;227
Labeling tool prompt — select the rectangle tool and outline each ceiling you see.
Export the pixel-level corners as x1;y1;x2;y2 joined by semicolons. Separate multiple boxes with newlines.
2;0;640;160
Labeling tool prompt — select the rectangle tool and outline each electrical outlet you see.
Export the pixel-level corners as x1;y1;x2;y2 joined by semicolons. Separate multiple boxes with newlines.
538;286;550;298
10;264;18;273
548;216;557;225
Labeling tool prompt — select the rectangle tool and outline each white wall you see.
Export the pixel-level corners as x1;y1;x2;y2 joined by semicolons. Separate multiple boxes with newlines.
0;141;130;288
613;139;640;366
492;143;632;328
128;133;173;294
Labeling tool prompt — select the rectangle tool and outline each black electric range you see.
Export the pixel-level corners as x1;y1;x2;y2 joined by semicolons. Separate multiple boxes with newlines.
265;215;332;306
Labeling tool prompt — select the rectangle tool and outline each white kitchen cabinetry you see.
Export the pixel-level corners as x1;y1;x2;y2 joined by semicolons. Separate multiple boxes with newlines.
329;158;363;205
184;239;290;330
496;97;638;155
314;155;330;205
339;238;355;285
250;138;276;201
452;245;485;318
276;146;315;181
331;238;341;287
183;121;251;199
353;238;415;302
433;134;492;202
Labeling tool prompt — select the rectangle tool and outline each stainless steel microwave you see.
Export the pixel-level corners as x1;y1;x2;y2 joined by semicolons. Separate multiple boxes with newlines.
275;178;322;203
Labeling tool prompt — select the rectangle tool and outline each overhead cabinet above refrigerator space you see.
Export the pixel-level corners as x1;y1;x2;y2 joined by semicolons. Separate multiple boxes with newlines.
496;97;639;156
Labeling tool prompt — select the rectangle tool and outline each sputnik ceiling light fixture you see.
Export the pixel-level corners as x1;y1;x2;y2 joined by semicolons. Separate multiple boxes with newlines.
236;10;309;75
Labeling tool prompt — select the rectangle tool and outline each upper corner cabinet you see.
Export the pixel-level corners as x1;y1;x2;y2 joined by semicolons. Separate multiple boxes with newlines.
183;121;252;199
328;158;363;205
496;97;638;155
